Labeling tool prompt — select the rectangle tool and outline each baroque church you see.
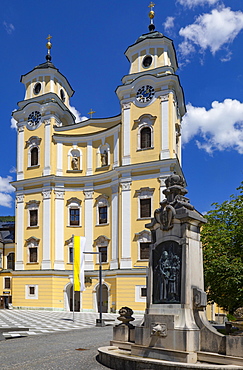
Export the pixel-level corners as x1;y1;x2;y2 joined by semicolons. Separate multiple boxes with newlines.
1;6;187;313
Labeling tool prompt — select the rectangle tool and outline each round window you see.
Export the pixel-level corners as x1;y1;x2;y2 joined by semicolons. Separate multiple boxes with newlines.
143;55;153;68
60;89;65;102
33;82;41;95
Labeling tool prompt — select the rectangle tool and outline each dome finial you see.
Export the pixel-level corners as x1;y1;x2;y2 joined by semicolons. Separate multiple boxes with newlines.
46;34;52;62
148;2;155;32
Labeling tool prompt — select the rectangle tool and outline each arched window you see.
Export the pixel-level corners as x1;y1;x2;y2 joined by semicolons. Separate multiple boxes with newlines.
95;195;109;225
67;198;81;227
141;127;151;149
30;147;38;166
7;253;15;270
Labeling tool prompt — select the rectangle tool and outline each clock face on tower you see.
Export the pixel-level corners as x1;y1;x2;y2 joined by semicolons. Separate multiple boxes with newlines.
27;111;41;128
136;85;155;103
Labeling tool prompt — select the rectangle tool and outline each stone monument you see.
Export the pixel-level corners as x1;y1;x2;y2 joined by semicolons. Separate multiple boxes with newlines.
99;174;243;369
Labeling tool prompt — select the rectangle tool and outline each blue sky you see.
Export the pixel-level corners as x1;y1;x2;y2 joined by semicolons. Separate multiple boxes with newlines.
0;0;243;216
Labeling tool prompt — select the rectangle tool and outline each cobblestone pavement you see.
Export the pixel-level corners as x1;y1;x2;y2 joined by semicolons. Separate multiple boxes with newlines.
0;310;143;339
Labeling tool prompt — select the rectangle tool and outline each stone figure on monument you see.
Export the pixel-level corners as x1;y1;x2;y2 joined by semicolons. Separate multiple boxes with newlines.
101;150;108;166
71;155;79;170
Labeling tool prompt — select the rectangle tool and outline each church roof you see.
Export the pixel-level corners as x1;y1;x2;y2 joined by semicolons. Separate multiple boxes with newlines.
135;30;164;44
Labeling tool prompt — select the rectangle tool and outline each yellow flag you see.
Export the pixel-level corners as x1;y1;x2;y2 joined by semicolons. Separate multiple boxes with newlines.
73;236;86;292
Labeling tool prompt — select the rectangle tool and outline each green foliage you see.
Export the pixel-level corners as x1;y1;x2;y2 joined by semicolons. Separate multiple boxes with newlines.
0;216;15;222
201;182;243;314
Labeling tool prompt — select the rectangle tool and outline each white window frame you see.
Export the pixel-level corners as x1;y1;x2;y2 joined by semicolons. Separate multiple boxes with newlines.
135;285;147;302
26;237;40;264
135;187;154;219
135;114;156;151
95;195;109;225
26;136;41;168
68;147;82;171
67;198;81;227
26;200;40;228
135;229;151;261
65;237;74;264
25;284;38;299
93;235;110;264
4;277;11;290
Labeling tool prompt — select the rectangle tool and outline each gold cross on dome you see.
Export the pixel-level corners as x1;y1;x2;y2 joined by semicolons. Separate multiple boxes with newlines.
148;2;155;8
88;108;95;118
46;34;52;41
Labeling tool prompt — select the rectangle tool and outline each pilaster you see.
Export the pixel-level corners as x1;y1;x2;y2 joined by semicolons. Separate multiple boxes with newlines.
15;193;24;270
86;140;93;175
122;102;131;165
54;189;65;270
160;94;170;160
42;188;52;269
84;188;94;270
43;119;51;176
17;126;24;181
56;142;63;176
110;184;119;269
120;180;132;269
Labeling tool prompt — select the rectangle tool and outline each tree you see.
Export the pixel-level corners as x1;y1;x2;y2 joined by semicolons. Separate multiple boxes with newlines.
201;183;243;314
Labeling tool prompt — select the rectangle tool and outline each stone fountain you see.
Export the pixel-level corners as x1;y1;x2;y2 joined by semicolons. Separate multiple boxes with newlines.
99;175;243;369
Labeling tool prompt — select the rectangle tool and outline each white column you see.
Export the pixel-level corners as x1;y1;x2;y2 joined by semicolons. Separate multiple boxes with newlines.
164;46;169;66
15;193;24;270
56;142;63;176
120;181;132;269
17;126;24;180
43;119;51;176
113;130;119;168
122;103;131;165
110;184;119;269
54;189;65;270
86;140;93;175
42;189;51;269
84;189;94;270
160;94;170;160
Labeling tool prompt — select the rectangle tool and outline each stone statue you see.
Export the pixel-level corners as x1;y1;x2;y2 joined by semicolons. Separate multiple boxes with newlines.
117;306;135;328
71;155;79;170
101;150;108;166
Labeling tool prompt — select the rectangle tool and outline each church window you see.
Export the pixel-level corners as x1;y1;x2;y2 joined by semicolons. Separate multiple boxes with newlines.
30;209;38;226
25;284;38;299
7;253;15;270
141;287;147;297
140;242;150;260
30;147;38;166
99;206;107;224
33;82;41;95
29;286;35;295
29;247;38;263
69;247;73;263
4;277;11;290
67;198;81;227
99;246;108;263
135;229;151;261
136;187;154;219
143;55;152;68
140;198;151;218
60;89;65;102
70;208;80;226
93;235;110;264
141;127;151;149
95;195;109;225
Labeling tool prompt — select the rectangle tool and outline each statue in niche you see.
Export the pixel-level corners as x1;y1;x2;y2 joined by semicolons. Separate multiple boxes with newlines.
154;249;181;303
101;150;108;166
71;155;79;170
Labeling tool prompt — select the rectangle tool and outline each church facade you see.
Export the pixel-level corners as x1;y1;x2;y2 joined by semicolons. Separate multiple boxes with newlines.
9;18;186;312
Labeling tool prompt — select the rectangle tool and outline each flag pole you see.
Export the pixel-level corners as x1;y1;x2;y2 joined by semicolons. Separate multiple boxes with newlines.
72;234;75;322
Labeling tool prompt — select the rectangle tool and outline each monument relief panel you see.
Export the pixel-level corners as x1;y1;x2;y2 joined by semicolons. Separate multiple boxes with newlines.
152;241;182;304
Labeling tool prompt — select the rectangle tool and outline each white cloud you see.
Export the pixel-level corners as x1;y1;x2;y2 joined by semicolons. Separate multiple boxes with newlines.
11;116;17;129
179;7;243;58
182;99;243;154
69;106;88;123
177;0;218;8
163;17;175;31
0;176;14;208
3;21;15;34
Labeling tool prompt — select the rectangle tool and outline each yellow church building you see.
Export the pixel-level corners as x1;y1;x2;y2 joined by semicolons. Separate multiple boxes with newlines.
6;9;187;313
